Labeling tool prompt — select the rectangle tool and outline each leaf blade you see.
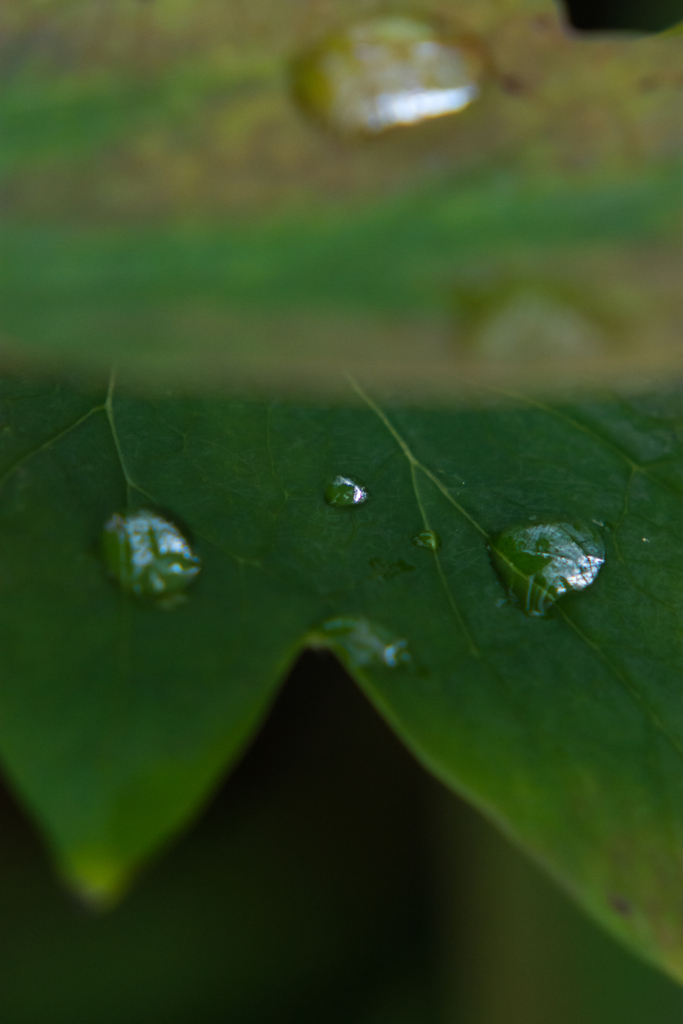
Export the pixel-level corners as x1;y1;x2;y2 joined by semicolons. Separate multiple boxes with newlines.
3;377;683;983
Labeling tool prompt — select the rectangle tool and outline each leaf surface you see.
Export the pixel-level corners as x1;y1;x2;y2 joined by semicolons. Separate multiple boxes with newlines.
2;0;683;390
3;375;683;983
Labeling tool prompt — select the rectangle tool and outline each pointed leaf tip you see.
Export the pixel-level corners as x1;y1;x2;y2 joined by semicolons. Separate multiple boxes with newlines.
62;852;133;912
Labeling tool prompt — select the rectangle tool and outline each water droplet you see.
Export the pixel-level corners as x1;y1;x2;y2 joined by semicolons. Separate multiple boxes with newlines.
490;521;604;617
412;529;441;551
479;293;604;360
102;509;201;602
293;16;485;135
325;475;367;507
369;557;416;580
453;276;612;363
310;616;411;669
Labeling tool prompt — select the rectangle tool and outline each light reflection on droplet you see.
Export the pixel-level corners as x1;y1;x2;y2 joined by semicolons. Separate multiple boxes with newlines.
325;475;368;507
412;529;441;551
102;509;201;602
293;16;485;135
362;84;479;130
490;521;605;617
310;616;411;669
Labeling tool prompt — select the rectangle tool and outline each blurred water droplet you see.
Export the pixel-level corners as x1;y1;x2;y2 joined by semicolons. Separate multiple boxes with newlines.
452;268;622;365
103;509;201;602
412;529;441;551
477;292;605;360
369;557;416;580
490;521;604;617
293;16;484;135
311;616;411;669
325;475;368;506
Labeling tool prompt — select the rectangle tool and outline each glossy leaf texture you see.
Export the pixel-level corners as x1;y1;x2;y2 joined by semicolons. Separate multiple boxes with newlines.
2;0;683;392
3;374;683;983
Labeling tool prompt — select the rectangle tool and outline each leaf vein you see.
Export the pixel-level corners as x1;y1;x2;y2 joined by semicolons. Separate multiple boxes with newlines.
558;608;683;765
0;402;106;491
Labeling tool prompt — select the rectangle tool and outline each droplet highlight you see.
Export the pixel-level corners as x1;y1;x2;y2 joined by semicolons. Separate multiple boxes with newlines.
325;475;368;507
102;509;201;602
412;529;441;551
310;616;411;669
293;16;485;135
490;521;604;617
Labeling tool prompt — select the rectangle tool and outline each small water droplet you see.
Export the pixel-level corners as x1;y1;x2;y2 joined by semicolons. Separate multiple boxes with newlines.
412;529;441;551
490;521;604;617
293;16;485;135
102;509;201;602
325;475;367;507
369;557;416;580
310;616;411;669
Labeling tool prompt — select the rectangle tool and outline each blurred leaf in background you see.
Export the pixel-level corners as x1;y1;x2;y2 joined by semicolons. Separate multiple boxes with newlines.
1;0;683;391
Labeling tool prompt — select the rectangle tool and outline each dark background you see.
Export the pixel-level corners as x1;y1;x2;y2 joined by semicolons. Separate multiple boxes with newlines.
1;651;683;1023
566;0;683;31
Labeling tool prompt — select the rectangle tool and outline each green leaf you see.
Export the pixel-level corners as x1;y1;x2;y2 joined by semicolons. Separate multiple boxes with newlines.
4;373;683;986
2;0;683;391
0;377;316;901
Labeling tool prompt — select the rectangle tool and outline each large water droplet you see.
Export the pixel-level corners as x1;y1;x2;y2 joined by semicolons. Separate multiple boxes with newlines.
311;616;411;669
103;509;201;602
490;521;604;617
325;475;368;507
412;529;441;551
293;16;484;135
